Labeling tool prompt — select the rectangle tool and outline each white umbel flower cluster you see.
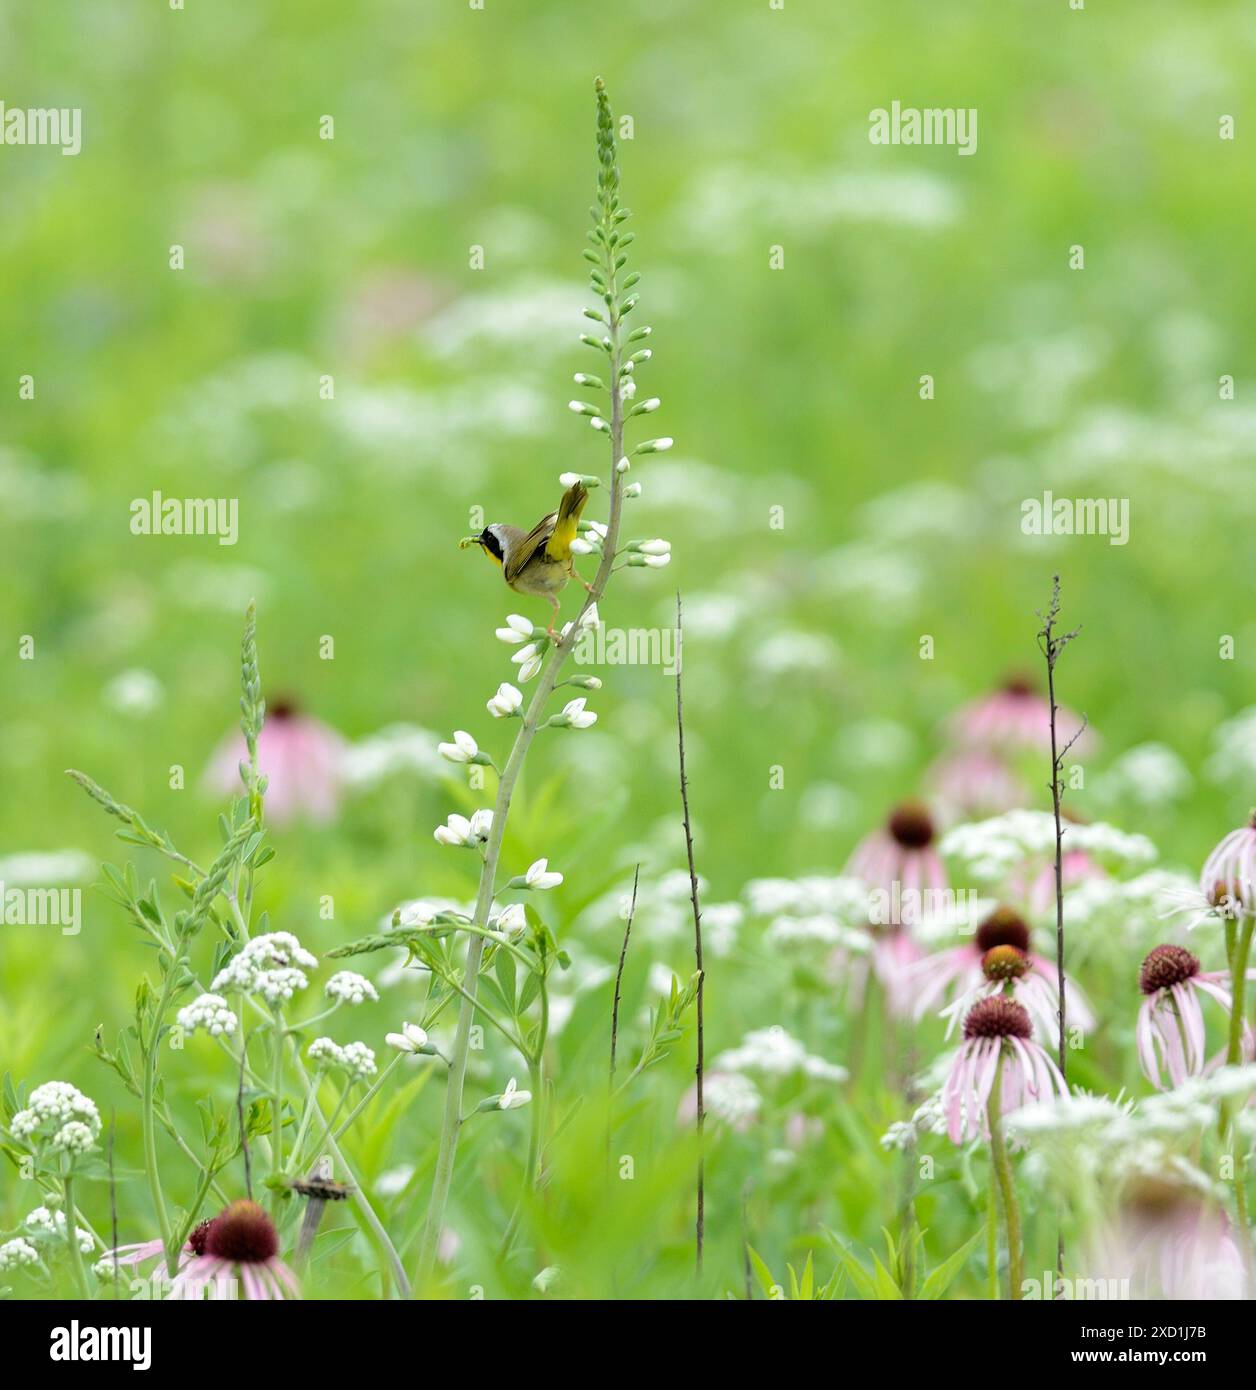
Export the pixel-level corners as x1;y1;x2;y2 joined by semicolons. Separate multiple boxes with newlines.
24;1207;93;1251
940;810;1157;888
10;1081;101;1150
213;932;318;999
325;971;379;1005
715;1026;847;1083
50;1121;96;1154
340;1042;377;1080
308;1037;377;1080
176;992;239;1037
0;1237;40;1272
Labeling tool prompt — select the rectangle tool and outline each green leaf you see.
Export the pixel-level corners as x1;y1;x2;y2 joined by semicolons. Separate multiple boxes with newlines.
746;1245;780;1301
920;1227;985;1300
825;1236;877;1300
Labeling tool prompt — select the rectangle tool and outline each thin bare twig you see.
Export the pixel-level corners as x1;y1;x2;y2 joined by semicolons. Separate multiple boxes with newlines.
675;592;705;1277
1035;572;1085;1293
609;865;640;1087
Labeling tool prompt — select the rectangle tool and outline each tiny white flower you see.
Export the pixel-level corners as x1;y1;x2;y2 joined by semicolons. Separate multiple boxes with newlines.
437;730;479;764
637;539;671;555
176;993;239;1037
517;651;544;682
569;537;595;555
511;641;541;667
524;858;564;891
640;552;670;568
325;971;379;1005
495;614;535;645
624;482;642;498
499;1077;532;1110
492;903;527;937
434;813;473;847
619;379;637;400
308;1037;346;1068
561;697;597;729
589;416;609;433
487;682;523;718
386;1021;429;1053
635;397;661;413
468;809;493;843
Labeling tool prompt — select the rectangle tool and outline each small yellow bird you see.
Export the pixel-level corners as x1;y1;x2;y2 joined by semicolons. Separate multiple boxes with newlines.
460;481;592;637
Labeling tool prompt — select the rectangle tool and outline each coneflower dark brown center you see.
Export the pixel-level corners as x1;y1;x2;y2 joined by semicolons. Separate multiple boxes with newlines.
963;996;1032;1041
975;906;1032;955
1139;944;1199;995
203;1199;279;1264
1002;675;1036;698
982;944;1029;982
888;800;934;849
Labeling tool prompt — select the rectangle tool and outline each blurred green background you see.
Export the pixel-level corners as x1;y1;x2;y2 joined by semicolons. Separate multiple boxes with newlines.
4;0;1256;1297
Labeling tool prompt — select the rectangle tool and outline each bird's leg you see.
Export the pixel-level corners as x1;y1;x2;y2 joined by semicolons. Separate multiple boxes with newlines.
545;594;562;641
572;565;596;594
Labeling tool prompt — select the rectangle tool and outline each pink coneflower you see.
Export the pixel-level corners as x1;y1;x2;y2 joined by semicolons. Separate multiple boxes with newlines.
869;922;926;1018
847;799;947;896
908;905;1094;1036
1200;814;1256;920
206;697;345;826
173;1200;299;1300
927;748;1026;823
98;1219;212;1275
1135;945;1250;1090
1093;1178;1247;1300
950;675;1087;754
942;996;1068;1143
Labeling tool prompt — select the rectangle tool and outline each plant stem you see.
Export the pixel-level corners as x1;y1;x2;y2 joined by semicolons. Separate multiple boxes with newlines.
269;1004;284;1205
675;592;705;1279
414;115;630;1291
62;1173;91;1298
986;1171;1000;1300
291;1058;410;1297
142;963;182;1275
607;864;639;1166
987;1051;1023;1300
1224;918;1254;1269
